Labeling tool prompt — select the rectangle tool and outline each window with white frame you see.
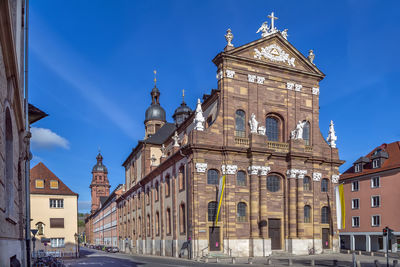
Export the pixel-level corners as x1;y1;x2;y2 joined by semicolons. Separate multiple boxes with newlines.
371;215;380;227
352;181;359;191
352;199;360;209
354;164;361;173
371;196;380;207
50;238;65;248
371;177;380;188
352;216;360;227
50;199;64;208
372;159;380;169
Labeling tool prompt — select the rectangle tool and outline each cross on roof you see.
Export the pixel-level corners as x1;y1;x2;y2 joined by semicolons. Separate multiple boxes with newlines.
268;12;278;31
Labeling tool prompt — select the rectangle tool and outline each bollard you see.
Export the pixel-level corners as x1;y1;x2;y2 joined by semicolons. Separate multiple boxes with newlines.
374;259;381;267
347;250;351;254
266;258;272;265
358;251;362;255
356;260;361;267
371;252;374;256
288;258;293;266
231;257;236;264
216;257;219;263
248;257;253;265
204;257;208;263
333;259;338;266
394;259;398;267
310;259;315;266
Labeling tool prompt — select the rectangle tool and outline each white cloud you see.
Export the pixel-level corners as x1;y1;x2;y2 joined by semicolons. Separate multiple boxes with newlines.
31;127;70;150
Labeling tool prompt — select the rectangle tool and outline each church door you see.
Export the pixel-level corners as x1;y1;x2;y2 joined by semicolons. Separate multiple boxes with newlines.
322;228;330;249
268;219;281;250
209;227;221;251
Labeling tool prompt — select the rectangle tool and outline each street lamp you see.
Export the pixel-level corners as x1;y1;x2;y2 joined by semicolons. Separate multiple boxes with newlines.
74;233;79;258
30;229;38;259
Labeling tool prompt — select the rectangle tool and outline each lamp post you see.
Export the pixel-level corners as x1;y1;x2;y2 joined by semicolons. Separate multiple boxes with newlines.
74;233;79;258
30;229;38;259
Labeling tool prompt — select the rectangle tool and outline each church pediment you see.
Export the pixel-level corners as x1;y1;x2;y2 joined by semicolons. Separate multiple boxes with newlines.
221;33;324;77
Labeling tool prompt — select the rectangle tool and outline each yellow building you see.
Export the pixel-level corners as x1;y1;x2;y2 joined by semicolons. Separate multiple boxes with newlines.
30;163;79;255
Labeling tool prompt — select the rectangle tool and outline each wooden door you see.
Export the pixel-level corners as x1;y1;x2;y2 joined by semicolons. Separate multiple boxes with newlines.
322;228;330;249
209;227;221;251
268;219;281;250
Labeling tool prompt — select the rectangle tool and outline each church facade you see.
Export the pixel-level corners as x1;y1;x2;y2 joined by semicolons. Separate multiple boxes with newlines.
117;13;343;257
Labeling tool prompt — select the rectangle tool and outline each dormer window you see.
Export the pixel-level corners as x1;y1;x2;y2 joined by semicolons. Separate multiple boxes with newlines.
50;180;59;189
354;164;361;173
372;159;380;169
35;179;44;188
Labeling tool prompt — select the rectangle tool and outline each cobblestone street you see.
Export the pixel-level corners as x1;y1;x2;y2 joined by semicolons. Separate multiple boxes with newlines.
64;248;400;267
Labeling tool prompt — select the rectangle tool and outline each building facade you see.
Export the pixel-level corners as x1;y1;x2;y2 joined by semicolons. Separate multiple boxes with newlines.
30;163;79;254
91;184;123;247
339;141;400;252
117;13;343;258
0;1;47;266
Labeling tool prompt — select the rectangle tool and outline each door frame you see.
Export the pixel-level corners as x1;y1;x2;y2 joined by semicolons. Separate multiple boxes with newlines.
208;226;222;251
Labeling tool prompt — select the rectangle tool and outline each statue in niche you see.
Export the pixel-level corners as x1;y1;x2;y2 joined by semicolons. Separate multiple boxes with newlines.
249;113;259;133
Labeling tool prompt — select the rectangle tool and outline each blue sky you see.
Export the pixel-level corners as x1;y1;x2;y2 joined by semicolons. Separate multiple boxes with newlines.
28;0;400;213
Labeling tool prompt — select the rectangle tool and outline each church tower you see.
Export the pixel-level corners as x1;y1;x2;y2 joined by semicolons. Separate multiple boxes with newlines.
89;152;110;213
144;70;166;138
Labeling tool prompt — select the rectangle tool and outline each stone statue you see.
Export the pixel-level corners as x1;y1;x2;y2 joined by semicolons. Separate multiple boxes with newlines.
291;120;306;140
326;120;337;148
256;22;270;37
249;113;259;133
161;144;166;158
225;28;234;47
308;50;315;64
172;131;180;147
194;98;205;131
281;29;288;40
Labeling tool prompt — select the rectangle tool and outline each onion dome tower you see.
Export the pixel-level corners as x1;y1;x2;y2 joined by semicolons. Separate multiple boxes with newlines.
173;89;192;126
90;151;110;213
144;70;166;138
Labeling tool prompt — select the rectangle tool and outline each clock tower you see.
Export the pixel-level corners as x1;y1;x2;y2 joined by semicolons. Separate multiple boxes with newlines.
89;152;110;213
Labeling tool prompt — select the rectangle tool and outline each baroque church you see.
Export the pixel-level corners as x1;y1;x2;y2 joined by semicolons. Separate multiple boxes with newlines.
117;12;343;257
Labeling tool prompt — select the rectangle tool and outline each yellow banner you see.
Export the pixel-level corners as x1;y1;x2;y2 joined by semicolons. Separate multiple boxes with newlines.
339;183;345;229
215;175;226;224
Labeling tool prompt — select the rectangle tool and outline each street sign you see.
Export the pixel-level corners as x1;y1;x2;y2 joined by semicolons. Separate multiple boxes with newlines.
31;229;38;236
41;238;50;243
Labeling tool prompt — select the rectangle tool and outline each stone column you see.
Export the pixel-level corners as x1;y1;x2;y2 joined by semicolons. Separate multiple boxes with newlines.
249;167;260;257
288;176;297;239
160;175;165;256
172;169;178;258
350;235;355;251
259;172;268;239
366;235;371;252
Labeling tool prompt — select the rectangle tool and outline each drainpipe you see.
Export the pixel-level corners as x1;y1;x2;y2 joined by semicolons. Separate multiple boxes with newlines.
24;0;31;266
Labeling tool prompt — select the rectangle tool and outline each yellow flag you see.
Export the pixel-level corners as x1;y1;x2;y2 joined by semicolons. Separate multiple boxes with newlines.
215;175;226;224
339;183;345;229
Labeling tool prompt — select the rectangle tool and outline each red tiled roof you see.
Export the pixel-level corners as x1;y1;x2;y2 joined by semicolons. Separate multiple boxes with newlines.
340;141;400;180
30;162;78;196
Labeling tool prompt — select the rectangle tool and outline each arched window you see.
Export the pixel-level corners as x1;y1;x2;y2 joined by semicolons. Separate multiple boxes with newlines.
266;116;280;141
236;171;246;186
5;108;14;216
155;212;160;236
132;218;136;237
147;214;151;236
155;182;159;201
267;175;280;192
237;202;247;222
207;169;219;185
166;208;171;235
165;176;170;197
303;176;311;191
36;222;45;235
303;121;310;145
179;166;185;191
321;178;329;192
208;201;219;222
235;110;246;137
304;205;311;223
321;206;330;224
180;204;186;234
138;216;142;237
